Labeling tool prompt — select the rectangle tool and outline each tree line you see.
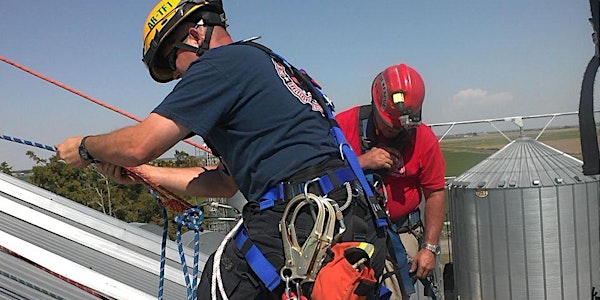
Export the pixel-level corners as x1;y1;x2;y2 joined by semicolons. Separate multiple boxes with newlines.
1;150;209;238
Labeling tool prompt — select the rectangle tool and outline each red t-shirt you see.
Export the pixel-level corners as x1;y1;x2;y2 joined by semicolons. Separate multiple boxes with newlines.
335;106;446;221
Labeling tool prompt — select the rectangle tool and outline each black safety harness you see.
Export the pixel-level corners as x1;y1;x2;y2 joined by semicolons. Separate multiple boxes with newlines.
579;0;600;176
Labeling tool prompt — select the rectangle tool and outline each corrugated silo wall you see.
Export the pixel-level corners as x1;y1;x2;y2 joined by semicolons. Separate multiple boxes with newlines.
449;179;600;299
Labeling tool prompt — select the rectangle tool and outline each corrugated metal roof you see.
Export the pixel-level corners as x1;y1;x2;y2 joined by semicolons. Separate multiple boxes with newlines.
0;171;212;299
0;249;97;300
450;137;597;189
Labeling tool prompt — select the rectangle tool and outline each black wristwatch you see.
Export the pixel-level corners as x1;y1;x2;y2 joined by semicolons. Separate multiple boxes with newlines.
78;136;98;162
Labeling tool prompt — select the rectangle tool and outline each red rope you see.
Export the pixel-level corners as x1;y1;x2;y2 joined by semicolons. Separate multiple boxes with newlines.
1;55;199;211
124;166;193;212
0;55;212;154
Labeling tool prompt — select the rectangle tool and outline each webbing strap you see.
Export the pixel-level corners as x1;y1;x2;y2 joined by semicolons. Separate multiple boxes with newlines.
234;228;281;291
259;166;356;210
386;225;415;296
379;284;392;300
259;184;285;210
300;73;389;228
393;209;421;230
358;105;376;153
338;141;388;228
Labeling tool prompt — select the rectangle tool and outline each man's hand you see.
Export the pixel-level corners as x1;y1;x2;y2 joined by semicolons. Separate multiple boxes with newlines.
409;248;436;279
97;162;141;185
358;146;402;170
55;136;91;169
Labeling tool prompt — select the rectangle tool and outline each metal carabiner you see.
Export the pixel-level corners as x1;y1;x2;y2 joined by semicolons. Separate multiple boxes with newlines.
279;193;337;283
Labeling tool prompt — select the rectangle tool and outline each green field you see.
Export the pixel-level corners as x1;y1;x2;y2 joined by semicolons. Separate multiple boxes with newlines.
442;150;492;177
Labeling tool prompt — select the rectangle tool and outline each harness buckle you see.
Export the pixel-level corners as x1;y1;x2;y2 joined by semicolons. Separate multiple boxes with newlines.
323;93;335;111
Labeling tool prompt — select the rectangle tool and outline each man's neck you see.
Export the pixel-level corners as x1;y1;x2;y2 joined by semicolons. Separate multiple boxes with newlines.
208;27;234;47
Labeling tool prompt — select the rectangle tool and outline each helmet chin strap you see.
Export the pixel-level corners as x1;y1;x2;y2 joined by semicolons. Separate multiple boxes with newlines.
195;25;214;57
192;10;226;57
169;24;214;58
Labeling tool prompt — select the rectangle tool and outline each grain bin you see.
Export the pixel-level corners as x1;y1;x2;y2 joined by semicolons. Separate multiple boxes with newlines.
448;137;600;299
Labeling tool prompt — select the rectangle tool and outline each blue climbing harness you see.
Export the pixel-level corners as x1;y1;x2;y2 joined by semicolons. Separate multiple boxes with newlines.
230;41;389;293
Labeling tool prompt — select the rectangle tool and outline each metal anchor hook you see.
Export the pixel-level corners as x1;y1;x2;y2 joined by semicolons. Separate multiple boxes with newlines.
279;192;338;284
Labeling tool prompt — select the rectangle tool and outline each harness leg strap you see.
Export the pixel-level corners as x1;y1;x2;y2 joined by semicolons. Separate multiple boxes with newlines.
387;225;416;296
234;228;281;291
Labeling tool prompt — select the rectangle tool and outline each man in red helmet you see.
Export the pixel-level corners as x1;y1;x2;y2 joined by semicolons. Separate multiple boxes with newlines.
335;63;446;298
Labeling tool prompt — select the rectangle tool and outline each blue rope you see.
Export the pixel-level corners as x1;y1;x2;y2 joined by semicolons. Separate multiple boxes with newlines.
149;190;169;300
1;134;56;152
1;134;205;299
174;207;203;300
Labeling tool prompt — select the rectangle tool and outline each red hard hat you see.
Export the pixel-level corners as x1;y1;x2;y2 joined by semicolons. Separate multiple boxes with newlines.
371;64;425;128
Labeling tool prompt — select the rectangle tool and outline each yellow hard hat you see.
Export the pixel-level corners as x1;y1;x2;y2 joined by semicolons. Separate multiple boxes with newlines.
142;0;226;83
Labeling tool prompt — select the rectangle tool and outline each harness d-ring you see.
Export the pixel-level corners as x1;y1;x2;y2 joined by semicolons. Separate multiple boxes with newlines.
302;177;347;241
303;177;323;200
338;142;351;161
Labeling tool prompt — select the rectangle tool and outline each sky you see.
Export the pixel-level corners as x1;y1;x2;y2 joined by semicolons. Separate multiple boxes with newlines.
1;1;598;170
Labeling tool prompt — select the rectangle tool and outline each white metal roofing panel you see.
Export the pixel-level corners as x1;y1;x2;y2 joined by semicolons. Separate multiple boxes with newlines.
0;249;97;300
0;171;209;299
0;230;154;299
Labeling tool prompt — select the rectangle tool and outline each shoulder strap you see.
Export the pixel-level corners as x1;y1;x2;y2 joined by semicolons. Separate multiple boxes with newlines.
357;104;415;155
243;41;388;227
358;105;376;153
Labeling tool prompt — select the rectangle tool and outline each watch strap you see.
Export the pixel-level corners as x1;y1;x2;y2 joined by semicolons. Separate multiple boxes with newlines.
79;136;98;162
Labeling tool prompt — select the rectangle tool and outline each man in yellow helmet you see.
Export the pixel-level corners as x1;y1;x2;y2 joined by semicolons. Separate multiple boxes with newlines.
56;0;388;299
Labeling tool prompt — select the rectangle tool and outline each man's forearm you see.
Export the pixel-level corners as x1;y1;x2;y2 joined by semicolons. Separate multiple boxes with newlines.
85;113;189;167
86;127;148;166
134;164;237;198
423;189;446;245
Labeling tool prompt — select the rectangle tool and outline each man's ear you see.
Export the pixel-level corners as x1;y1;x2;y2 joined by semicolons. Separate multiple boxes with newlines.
188;26;204;41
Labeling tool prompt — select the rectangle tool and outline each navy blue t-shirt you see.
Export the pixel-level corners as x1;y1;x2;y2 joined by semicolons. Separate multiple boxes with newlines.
153;43;339;201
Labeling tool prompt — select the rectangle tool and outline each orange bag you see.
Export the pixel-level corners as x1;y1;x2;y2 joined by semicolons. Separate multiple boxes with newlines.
311;242;377;300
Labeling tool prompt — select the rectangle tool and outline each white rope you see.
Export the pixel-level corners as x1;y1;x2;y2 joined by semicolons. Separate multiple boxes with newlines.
339;182;353;211
211;218;243;300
